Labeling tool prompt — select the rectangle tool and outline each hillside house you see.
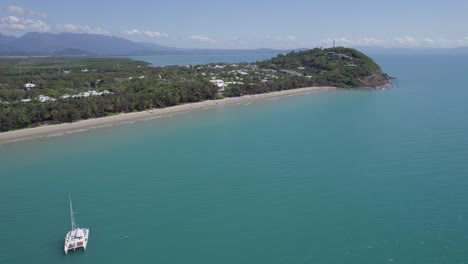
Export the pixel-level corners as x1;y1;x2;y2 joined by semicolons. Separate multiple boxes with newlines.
24;83;36;90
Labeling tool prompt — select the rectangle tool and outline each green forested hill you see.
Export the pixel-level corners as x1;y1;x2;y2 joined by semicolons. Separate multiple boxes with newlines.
258;47;390;88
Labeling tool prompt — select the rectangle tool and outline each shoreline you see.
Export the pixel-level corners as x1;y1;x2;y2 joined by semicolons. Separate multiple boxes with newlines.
0;86;335;145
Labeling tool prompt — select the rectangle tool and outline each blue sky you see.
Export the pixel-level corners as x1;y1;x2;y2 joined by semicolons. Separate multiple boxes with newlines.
1;0;467;49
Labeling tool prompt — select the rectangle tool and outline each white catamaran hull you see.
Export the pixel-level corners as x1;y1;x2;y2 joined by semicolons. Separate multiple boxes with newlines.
64;228;89;254
64;195;90;254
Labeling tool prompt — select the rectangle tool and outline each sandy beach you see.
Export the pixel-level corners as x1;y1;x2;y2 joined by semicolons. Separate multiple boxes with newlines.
0;86;335;145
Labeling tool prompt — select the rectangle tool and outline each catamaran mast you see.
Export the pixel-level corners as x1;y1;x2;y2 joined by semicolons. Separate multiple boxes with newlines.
69;194;76;230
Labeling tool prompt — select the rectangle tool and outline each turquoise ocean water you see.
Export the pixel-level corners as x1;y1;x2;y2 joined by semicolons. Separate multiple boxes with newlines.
1;54;468;263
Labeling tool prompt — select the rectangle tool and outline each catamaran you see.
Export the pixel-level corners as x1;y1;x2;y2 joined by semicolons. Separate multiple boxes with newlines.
64;195;89;254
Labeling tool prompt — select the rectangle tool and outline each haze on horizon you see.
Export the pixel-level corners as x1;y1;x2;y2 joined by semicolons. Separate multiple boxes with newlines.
1;0;467;49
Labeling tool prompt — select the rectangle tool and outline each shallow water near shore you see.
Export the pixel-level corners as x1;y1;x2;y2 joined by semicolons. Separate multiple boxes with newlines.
1;55;468;263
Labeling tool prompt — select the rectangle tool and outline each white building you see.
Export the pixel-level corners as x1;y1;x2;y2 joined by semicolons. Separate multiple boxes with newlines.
61;90;111;99
225;81;243;86
38;95;57;103
24;83;36;90
210;80;225;92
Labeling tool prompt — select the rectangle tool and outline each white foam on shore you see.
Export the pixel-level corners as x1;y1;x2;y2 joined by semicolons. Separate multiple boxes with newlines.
47;133;64;137
143;116;162;121
65;129;87;134
93;124;114;129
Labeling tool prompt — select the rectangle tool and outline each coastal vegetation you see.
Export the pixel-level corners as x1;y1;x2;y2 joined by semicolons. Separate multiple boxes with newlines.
0;48;390;132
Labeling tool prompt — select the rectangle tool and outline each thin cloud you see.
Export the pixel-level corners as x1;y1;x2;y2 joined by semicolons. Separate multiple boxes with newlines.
189;35;216;43
0;15;50;32
230;35;299;48
232;36;248;46
423;38;435;44
6;5;25;15
320;37;384;47
6;5;48;19
56;24;111;35
394;36;417;46
263;35;298;43
319;36;468;48
121;29;168;38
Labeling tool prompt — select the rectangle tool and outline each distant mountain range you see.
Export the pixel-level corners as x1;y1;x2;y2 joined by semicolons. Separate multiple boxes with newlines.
0;33;16;45
2;32;468;57
0;32;284;56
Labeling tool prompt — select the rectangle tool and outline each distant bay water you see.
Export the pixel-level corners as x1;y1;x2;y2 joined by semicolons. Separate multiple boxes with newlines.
1;54;468;263
128;52;282;66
